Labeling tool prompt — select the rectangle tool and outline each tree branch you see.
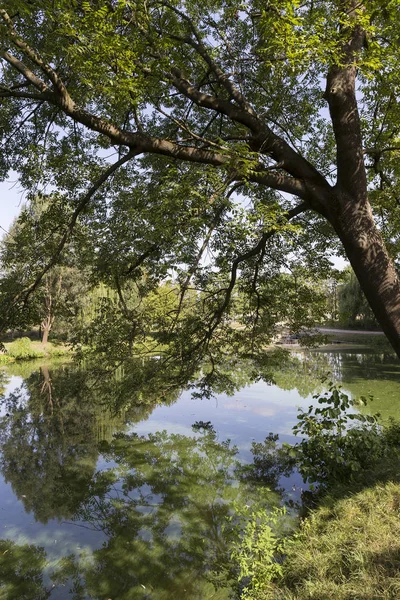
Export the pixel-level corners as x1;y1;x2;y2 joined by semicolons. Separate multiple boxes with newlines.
172;182;242;329
204;201;309;343
0;50;50;94
166;69;331;203
168;67;258;131
160;1;255;112
0;9;69;98
0;11;329;207
324;1;367;197
0;150;139;331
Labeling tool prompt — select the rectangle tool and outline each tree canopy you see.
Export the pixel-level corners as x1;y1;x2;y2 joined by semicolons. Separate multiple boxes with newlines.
1;0;400;361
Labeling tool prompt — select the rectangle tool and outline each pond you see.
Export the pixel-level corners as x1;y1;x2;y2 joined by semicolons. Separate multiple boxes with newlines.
0;349;399;599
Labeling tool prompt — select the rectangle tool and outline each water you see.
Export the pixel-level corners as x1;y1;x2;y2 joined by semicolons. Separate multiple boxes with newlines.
0;350;399;599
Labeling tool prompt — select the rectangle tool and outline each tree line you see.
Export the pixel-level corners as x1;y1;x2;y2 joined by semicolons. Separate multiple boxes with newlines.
0;196;377;346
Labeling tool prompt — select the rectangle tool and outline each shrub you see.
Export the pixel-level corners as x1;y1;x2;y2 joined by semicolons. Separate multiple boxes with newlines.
7;338;43;360
228;503;287;600
291;384;390;489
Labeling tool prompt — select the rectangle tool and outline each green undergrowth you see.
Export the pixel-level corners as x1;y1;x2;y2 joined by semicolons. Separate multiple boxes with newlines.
0;337;70;362
231;385;400;600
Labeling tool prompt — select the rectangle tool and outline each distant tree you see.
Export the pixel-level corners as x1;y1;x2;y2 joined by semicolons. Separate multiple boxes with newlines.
338;268;378;330
0;197;90;341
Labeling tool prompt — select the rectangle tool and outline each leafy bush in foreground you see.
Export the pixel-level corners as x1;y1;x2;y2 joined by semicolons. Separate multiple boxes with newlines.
291;384;400;489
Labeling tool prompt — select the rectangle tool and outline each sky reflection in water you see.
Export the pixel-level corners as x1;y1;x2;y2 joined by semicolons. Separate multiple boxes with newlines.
0;350;399;599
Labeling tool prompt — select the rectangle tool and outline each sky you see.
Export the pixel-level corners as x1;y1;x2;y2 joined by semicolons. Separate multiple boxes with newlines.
0;174;26;237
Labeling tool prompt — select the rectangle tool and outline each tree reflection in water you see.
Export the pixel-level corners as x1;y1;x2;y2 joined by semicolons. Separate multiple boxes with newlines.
0;539;50;600
0;362;291;599
1;350;398;598
0;361;182;523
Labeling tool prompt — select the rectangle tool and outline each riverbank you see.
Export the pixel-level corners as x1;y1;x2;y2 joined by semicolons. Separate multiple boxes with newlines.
238;390;400;600
319;328;390;349
264;467;400;600
278;327;392;353
0;337;70;363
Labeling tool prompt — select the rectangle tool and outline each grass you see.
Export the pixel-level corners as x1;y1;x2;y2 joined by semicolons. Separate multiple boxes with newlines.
320;330;392;352
0;337;70;362
272;479;400;600
241;447;400;600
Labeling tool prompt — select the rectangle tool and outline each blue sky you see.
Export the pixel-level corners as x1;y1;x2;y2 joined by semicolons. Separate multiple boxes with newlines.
0;174;26;237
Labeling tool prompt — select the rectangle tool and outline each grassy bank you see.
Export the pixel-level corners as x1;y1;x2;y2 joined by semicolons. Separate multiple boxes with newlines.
0;337;70;364
234;477;400;600
320;330;392;352
272;476;400;599
234;387;400;600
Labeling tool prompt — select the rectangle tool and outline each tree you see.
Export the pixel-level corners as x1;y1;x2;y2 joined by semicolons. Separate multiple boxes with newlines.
1;1;400;356
0;197;91;341
338;267;378;329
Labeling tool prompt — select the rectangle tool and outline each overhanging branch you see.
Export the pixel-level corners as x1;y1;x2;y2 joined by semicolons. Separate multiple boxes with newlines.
191;201;309;352
0;150;139;331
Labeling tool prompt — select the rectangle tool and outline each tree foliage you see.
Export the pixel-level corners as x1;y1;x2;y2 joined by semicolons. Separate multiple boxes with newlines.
1;0;400;361
338;267;378;329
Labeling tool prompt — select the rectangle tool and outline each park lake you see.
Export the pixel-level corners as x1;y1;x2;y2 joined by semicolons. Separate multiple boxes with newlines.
0;348;399;599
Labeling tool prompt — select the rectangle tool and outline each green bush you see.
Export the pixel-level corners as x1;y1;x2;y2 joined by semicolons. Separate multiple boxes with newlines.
0;354;13;364
291;384;389;489
7;338;44;360
228;503;287;600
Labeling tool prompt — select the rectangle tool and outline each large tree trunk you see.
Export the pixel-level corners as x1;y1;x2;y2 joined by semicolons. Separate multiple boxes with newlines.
330;193;400;357
317;2;400;357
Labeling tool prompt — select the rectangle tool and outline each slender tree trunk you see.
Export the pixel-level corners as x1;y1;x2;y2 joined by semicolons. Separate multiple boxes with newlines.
329;194;400;357
41;317;52;344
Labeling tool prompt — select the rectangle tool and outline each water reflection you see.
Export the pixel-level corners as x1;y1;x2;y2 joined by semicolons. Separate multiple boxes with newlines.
273;350;400;420
0;425;285;598
52;427;268;599
0;367;122;523
0;349;399;599
0;539;50;600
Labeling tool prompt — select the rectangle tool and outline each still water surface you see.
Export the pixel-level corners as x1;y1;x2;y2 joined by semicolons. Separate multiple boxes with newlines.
0;349;399;599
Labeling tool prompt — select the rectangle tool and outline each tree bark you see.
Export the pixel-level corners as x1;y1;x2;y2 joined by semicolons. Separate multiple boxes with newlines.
41;287;53;345
41;316;52;344
328;192;400;356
